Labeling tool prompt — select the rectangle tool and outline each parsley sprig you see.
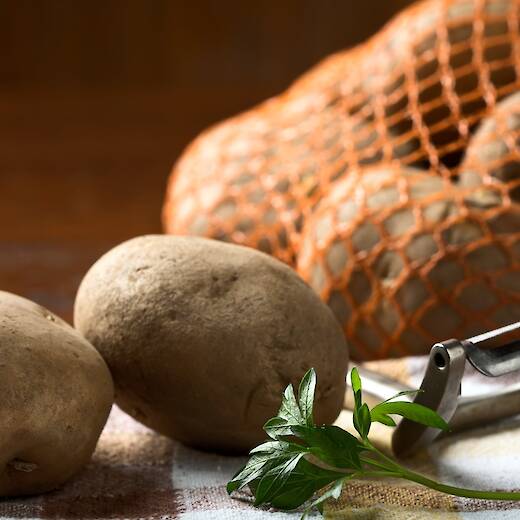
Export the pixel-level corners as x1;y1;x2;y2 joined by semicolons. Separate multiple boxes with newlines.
228;368;520;518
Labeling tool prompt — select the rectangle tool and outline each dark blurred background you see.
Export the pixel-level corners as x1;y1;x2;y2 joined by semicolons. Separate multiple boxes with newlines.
0;0;413;319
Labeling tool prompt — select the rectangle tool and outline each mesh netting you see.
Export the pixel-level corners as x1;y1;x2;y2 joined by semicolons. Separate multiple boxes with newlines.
163;0;520;360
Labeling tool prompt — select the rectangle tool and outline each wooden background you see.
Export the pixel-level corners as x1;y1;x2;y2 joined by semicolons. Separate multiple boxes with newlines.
0;0;413;320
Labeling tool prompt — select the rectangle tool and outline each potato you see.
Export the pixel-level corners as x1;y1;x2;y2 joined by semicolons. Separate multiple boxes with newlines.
297;164;520;360
460;90;520;199
74;235;349;453
0;291;113;497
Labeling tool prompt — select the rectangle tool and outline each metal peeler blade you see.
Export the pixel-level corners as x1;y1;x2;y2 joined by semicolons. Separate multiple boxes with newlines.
345;321;520;458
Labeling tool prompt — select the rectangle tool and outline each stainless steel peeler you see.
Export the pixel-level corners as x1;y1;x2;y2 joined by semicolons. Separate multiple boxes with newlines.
345;322;520;457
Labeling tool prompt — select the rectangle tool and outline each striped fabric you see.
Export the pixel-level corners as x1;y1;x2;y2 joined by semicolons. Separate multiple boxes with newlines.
1;355;519;519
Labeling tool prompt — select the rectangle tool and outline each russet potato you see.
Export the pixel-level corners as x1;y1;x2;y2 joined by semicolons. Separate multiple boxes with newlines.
0;291;113;497
74;235;349;453
296;160;519;359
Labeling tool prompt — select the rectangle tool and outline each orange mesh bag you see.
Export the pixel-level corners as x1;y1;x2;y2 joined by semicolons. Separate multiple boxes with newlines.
163;0;520;360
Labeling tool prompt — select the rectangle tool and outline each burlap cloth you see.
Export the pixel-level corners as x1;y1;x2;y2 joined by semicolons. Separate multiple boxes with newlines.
1;356;519;519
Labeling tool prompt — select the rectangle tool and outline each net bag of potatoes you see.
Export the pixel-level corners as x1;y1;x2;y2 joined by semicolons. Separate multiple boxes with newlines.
163;0;520;361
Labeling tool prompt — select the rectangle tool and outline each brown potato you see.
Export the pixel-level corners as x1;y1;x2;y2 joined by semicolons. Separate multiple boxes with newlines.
74;235;349;453
0;291;113;497
297;163;519;360
460;90;520;197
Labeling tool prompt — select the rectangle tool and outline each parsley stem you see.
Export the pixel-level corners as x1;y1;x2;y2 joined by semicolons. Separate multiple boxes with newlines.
359;455;397;473
396;468;520;501
361;470;402;479
363;440;520;501
363;441;407;473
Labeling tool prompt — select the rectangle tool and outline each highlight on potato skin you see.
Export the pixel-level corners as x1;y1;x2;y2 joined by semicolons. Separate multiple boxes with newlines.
163;0;520;360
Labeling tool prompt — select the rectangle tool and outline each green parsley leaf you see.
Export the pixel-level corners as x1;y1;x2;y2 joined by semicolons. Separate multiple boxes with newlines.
380;389;423;404
254;452;306;506
278;384;305;426
302;476;349;519
372;413;397;427
370;401;449;431
298;368;317;426
350;367;362;411
351;367;372;438
227;452;283;494
353;402;371;438
257;457;345;511
264;416;294;439
250;440;307;456
291;425;363;470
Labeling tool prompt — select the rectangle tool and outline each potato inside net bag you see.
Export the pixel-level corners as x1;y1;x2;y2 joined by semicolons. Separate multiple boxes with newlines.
164;0;520;360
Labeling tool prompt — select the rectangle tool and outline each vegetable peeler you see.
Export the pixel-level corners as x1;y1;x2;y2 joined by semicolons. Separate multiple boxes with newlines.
345;322;520;457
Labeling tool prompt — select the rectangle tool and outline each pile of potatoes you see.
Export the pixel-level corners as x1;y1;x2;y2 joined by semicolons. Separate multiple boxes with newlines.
1;236;348;496
163;0;520;360
3;0;520;500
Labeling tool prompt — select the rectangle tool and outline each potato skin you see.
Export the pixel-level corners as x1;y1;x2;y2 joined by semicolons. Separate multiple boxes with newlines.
74;235;349;453
0;291;113;497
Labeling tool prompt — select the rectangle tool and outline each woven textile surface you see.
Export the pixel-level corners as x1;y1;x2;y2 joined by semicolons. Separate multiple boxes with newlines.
1;355;519;519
